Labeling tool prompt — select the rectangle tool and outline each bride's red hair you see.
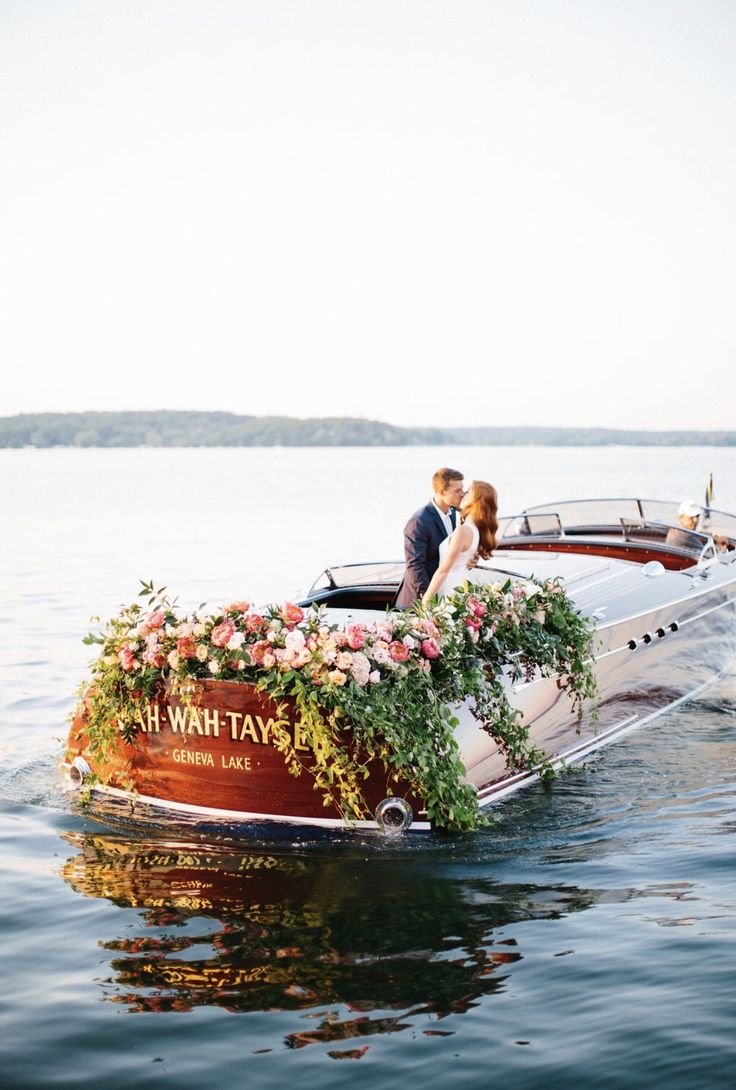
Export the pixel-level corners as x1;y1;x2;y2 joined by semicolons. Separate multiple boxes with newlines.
463;481;498;560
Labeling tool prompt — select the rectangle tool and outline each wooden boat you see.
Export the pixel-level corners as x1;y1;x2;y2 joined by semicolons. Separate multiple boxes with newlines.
66;680;425;831
63;497;736;834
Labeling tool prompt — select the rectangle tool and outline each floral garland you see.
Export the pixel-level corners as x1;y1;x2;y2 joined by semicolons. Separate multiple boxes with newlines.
76;576;598;831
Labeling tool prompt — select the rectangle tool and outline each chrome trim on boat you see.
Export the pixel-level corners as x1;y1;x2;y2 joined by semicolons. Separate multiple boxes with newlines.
80;783;432;833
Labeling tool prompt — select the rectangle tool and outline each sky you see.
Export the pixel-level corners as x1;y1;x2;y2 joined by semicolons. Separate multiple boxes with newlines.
1;0;735;430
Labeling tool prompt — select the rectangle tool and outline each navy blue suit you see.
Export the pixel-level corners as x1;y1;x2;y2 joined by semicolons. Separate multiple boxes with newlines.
395;501;456;608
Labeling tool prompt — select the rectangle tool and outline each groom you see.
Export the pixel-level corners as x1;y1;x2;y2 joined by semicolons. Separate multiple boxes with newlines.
395;467;465;608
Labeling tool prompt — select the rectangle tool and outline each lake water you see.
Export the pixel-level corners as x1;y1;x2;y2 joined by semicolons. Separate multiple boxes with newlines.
1;446;735;1089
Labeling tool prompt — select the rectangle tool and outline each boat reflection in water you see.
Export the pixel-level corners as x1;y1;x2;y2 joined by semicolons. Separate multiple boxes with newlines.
59;829;605;1049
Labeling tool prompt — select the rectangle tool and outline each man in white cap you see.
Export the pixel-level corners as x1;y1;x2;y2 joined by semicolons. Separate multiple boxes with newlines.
677;500;701;532
665;500;702;550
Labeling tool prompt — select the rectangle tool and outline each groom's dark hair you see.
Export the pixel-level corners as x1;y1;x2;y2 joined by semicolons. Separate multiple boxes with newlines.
432;467;463;492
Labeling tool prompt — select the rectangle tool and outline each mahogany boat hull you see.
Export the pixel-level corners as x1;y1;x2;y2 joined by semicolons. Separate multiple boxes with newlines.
64;681;428;833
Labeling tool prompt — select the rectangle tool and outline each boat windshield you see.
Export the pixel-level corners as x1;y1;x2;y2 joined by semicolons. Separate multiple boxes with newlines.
504;498;736;539
308;561;405;592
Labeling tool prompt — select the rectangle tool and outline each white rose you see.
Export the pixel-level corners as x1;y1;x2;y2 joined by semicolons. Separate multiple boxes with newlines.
284;629;305;651
227;631;245;650
350;652;371;686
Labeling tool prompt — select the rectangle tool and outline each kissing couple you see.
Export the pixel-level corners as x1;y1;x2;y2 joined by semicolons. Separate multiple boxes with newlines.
395;468;499;609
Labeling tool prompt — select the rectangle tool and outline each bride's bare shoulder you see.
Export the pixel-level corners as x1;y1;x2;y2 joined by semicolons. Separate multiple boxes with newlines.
455;522;473;547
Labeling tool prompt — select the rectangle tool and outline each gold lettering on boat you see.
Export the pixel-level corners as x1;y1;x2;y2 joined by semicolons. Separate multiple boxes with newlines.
293;721;310;751
187;707;204;735
221;755;252;771
256;715;274;744
136;704;162;733
202;708;221;738
225;711;242;739
238;714;260;743
140;703;316;754
171;748;214;766
167;704;189;733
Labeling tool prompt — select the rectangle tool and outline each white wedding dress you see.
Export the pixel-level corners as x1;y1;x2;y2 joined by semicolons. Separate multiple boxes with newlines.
436;520;480;597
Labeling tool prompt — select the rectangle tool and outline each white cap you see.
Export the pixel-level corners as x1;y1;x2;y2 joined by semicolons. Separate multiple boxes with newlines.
678;500;701;518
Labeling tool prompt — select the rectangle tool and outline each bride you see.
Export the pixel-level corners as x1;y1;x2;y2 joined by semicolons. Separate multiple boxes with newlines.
422;481;499;605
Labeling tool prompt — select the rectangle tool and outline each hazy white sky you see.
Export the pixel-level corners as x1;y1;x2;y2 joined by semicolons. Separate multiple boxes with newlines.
2;0;735;429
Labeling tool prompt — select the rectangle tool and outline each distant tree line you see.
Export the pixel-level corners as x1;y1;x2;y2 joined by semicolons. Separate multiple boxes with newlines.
0;411;734;448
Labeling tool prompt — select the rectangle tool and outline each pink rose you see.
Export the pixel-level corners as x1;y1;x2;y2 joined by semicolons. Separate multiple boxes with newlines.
146;610;165;629
244;613;267;633
389;640;410;662
176;634;197;660
421;638;440;659
224;600;250;614
119;646;137;672
466;597;486;618
281;603;304;626
248;639;268;665
211;620;236;648
466;618;482;633
346;624;366;650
